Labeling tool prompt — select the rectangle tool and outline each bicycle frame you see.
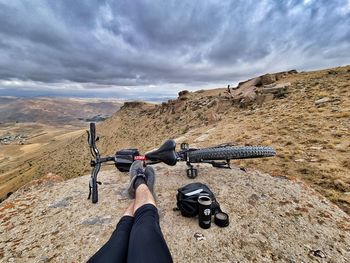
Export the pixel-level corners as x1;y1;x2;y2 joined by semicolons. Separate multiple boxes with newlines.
87;123;275;203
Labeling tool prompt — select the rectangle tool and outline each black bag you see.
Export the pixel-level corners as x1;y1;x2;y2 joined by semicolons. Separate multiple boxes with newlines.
176;182;221;217
115;149;140;172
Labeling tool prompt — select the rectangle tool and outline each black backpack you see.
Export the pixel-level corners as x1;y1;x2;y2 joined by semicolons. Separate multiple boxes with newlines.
176;182;221;217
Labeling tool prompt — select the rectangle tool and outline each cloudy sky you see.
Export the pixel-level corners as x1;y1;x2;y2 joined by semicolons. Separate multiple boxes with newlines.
0;0;349;100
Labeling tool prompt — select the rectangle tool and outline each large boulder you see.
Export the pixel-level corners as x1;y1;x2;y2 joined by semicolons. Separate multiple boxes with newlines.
256;83;291;102
261;73;276;85
237;77;262;89
178;90;190;97
231;85;258;107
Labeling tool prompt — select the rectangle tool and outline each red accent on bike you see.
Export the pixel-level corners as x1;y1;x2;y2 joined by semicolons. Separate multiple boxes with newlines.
134;156;146;161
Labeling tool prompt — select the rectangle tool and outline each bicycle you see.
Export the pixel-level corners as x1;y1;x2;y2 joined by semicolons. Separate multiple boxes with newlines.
87;122;276;203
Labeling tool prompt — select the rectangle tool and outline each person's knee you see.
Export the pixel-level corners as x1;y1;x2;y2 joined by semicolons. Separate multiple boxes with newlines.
134;203;158;220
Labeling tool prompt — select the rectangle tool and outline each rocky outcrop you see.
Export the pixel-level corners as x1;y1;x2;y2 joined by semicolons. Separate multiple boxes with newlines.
236;70;297;90
231;69;296;107
176;90;191;101
0;164;349;262
231;82;291;107
178;90;190;97
261;73;276;85
237;77;263;89
121;101;146;108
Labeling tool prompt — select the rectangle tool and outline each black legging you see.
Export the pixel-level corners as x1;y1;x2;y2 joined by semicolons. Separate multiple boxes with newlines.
87;204;173;263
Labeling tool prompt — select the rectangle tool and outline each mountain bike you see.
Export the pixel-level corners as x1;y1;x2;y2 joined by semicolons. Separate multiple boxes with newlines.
87;122;276;203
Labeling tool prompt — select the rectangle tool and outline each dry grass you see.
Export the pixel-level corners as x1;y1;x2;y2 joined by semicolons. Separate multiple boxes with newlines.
0;123;84;200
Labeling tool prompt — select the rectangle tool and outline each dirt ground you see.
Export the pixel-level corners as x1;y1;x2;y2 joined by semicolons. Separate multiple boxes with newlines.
0;164;349;262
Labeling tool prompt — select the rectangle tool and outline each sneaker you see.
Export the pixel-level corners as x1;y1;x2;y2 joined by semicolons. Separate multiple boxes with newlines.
145;166;156;199
127;161;156;199
127;160;145;198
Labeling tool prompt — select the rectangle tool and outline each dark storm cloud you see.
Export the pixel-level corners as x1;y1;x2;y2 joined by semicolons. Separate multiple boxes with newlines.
0;0;349;99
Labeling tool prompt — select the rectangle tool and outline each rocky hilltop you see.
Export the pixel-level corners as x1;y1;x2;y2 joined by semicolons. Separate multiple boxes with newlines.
19;65;349;214
0;65;350;262
1;164;349;262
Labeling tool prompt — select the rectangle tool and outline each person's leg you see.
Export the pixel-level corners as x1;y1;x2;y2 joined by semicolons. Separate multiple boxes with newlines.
133;183;156;212
127;165;173;263
87;202;135;263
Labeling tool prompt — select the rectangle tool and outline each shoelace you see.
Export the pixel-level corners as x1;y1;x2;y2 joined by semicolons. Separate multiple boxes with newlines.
136;168;145;176
135;168;147;183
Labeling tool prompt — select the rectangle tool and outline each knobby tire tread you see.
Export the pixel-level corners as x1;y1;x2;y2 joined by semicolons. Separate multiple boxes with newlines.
188;146;276;162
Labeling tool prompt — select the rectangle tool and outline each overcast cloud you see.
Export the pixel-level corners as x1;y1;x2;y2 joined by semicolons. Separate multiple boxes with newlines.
0;0;349;100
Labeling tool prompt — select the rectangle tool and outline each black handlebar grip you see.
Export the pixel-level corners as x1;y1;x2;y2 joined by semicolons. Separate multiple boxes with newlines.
90;123;96;142
91;178;98;203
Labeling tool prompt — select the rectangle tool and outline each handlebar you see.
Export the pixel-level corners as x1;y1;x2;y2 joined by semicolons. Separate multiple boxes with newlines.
87;122;178;203
90;123;98;154
91;156;116;165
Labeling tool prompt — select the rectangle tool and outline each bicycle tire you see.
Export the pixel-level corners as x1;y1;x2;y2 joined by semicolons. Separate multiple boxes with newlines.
188;146;276;162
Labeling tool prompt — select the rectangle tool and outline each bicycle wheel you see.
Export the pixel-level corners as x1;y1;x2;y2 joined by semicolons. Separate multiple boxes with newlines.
188;146;276;162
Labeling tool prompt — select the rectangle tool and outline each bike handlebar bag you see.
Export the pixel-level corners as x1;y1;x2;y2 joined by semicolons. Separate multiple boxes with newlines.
115;149;140;172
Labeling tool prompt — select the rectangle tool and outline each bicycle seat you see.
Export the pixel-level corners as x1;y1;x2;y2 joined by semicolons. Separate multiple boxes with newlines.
146;140;177;166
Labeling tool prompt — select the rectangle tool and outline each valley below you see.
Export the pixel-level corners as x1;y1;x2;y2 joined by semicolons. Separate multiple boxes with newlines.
0;122;84;199
0;97;122;201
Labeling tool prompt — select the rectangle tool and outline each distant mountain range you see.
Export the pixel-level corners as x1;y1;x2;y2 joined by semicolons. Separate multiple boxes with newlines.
0;97;123;124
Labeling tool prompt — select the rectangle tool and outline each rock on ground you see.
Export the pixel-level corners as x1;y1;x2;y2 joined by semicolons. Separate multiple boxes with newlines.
0;164;349;263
